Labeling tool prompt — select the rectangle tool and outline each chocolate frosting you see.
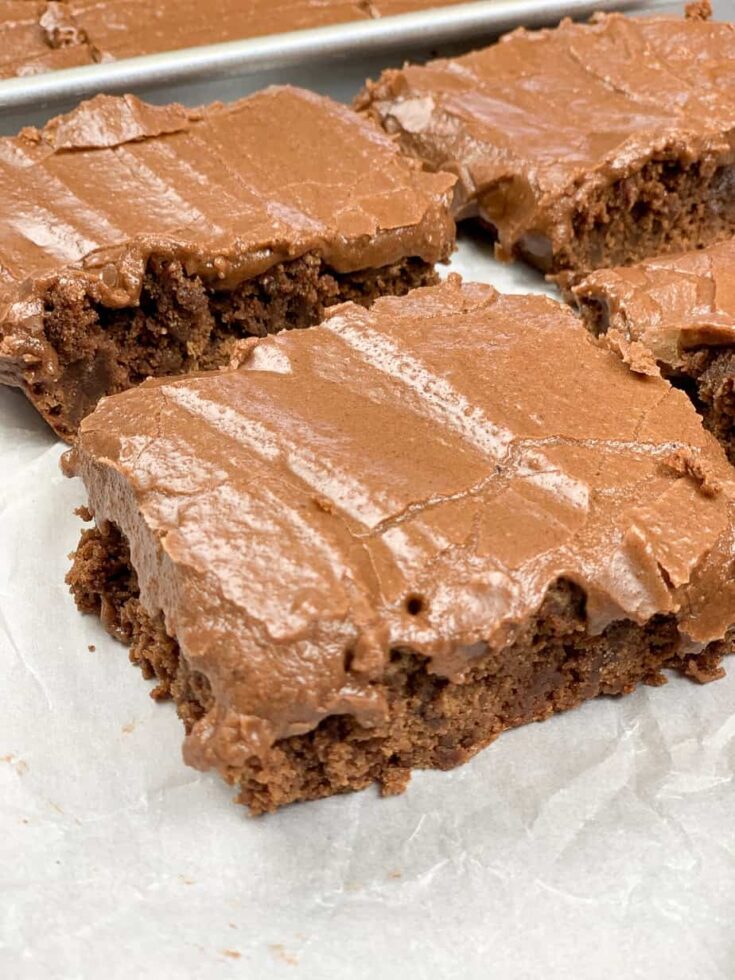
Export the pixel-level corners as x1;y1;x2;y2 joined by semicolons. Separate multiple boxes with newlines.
357;13;735;262
0;88;455;389
0;1;93;78
67;277;735;777
572;239;735;371
69;0;374;60
1;0;476;76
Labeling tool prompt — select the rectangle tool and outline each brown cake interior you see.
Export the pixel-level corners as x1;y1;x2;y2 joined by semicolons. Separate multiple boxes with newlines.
67;522;732;815
33;252;436;442
523;155;735;276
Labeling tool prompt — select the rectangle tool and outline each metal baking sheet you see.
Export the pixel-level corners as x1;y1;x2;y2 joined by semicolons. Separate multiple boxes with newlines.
0;0;649;115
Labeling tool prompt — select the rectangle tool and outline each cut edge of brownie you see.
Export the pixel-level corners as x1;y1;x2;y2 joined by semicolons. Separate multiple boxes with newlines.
7;251;438;442
524;151;735;277
67;520;733;816
572;291;735;467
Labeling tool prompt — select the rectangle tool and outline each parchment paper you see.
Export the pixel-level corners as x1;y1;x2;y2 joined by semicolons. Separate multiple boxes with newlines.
3;6;735;976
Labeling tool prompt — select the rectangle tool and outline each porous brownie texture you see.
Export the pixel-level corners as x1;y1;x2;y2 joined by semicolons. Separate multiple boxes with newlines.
68;522;732;814
687;349;735;464
33;252;435;441
546;156;735;279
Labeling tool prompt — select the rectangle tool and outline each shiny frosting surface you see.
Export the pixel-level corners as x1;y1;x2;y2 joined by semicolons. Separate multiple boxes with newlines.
358;13;735;258
0;87;455;386
573;238;735;371
0;0;475;76
70;278;735;770
0;1;94;78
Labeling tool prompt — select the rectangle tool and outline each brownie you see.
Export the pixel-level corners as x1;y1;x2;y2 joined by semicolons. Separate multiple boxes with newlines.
0;88;455;441
357;9;735;277
0;1;94;78
1;0;480;75
65;277;735;814
569;238;735;466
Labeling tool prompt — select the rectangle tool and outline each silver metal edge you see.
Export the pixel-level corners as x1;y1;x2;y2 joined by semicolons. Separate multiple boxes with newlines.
0;0;648;113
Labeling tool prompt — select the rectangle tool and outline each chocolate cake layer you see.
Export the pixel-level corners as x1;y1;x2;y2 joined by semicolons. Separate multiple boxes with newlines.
357;10;735;276
570;238;735;464
0;88;455;440
1;0;476;77
66;277;735;813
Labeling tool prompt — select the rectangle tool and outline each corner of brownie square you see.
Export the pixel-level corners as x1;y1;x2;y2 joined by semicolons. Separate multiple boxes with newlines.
0;87;455;441
65;277;735;813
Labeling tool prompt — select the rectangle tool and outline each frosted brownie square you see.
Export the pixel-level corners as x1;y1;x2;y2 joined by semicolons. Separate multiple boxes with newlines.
357;9;735;276
0;87;455;440
66;278;735;813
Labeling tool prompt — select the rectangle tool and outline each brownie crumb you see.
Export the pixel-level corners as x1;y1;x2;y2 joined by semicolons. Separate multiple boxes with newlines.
313;495;337;514
269;945;298;966
88;644;96;652
40;3;89;49
662;448;722;497
601;329;660;377
681;647;726;683
225;337;260;370
685;1;712;21
18;126;42;144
